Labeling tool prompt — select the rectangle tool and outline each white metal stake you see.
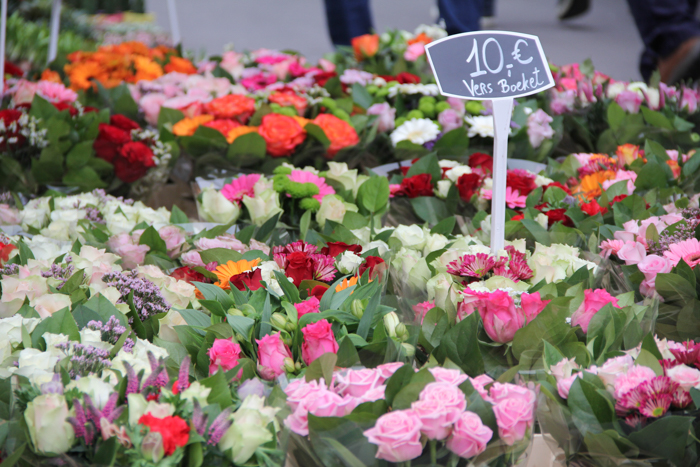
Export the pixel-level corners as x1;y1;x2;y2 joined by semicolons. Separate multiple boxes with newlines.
0;0;6;94
167;0;181;46
48;0;62;64
490;98;514;255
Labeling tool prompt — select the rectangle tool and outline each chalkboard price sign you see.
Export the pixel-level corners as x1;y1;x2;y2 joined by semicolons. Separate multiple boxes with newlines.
424;30;553;254
425;31;554;100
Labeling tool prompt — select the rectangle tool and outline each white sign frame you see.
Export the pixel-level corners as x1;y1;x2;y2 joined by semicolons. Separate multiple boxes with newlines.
425;30;554;254
48;0;62;65
167;0;181;46
0;0;6;93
